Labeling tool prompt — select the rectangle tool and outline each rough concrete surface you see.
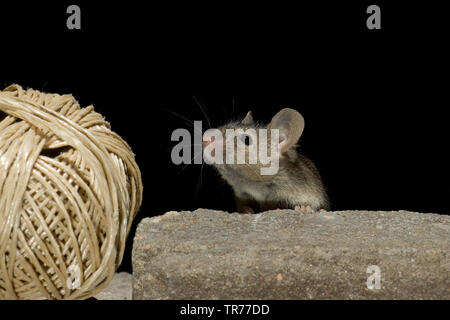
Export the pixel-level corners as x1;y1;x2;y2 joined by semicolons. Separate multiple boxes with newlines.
95;272;132;300
132;209;450;299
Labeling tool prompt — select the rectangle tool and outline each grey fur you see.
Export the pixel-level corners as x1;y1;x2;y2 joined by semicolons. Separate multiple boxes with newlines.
207;108;329;213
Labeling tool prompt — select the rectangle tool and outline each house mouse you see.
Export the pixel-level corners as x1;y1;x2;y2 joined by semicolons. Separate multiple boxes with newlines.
202;108;329;214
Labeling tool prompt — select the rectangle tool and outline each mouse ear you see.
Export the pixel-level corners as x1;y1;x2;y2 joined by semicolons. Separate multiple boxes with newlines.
242;111;254;125
267;108;305;154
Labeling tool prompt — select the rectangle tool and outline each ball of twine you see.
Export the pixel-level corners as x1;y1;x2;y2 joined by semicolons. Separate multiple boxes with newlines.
0;85;143;299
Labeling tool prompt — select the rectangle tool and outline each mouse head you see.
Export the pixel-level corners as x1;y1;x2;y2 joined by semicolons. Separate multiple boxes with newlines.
203;108;305;180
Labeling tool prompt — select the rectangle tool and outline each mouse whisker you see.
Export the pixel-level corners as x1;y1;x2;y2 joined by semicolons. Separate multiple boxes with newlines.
190;151;203;163
192;94;212;129
169;151;203;183
195;161;204;200
163;108;195;127
219;103;228;120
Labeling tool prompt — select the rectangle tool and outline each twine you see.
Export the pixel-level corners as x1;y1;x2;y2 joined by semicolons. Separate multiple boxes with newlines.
0;85;142;299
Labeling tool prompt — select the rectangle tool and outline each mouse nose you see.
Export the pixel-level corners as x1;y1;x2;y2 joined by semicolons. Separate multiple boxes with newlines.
203;139;212;147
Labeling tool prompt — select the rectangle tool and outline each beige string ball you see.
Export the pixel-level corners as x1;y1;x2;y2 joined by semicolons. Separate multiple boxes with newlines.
0;85;143;299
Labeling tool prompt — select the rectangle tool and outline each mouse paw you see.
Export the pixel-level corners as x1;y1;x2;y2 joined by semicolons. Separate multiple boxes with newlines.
239;206;256;214
294;205;315;214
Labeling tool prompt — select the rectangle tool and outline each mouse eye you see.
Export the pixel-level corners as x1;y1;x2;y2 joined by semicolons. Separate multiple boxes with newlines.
240;134;252;146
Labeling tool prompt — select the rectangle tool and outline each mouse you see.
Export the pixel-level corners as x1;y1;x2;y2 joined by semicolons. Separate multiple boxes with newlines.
202;108;330;214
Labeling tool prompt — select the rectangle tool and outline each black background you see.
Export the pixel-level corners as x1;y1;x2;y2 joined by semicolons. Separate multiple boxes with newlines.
1;1;449;274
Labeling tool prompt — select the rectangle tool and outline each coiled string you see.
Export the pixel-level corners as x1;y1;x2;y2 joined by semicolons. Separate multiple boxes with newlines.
0;85;142;299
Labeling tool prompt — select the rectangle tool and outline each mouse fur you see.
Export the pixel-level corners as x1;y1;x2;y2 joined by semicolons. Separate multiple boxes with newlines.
203;108;330;213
